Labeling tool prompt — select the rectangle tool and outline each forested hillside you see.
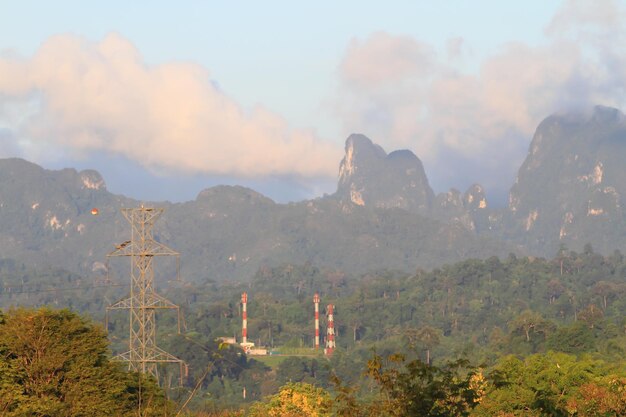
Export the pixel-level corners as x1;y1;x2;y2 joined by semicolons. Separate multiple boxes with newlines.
2;245;626;415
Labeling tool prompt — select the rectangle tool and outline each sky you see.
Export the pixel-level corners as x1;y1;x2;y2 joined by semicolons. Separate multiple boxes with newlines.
1;0;625;205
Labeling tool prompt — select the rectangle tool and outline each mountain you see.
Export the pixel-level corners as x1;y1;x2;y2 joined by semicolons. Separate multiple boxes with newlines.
0;158;135;274
504;105;626;255
336;134;434;213
0;158;511;283
431;185;494;233
4;105;626;283
334;134;492;233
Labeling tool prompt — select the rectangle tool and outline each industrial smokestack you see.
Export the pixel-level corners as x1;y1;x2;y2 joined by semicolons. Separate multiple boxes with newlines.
314;293;320;349
241;292;248;344
325;304;335;356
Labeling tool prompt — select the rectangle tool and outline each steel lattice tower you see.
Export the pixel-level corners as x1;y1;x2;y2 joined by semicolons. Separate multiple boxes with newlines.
107;206;185;382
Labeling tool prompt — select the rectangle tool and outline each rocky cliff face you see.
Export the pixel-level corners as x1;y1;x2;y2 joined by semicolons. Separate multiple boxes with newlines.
0;156;512;282
504;105;626;254
335;134;434;213
4;106;626;282
333;107;626;256
335;134;492;231
431;184;493;233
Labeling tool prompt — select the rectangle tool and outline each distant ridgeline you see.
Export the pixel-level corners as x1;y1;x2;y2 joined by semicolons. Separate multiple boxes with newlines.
1;105;626;281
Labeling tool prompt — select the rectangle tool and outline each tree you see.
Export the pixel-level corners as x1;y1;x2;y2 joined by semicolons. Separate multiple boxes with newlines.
0;307;168;417
555;245;568;276
578;304;604;329
567;376;626;416
510;310;547;343
248;382;332;417
276;357;310;385
416;326;441;365
547;279;565;304
473;352;601;416
333;352;480;417
546;322;595;354
592;281;615;310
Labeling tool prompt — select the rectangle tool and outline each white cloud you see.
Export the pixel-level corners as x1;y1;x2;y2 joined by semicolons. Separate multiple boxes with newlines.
340;32;436;90
0;33;340;178
335;0;626;197
547;0;624;35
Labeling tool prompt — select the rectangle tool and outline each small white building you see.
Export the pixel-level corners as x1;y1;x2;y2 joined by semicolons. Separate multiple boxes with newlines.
217;336;237;345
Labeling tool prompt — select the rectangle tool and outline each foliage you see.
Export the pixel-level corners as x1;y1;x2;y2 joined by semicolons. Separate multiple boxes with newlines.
333;353;480;417
545;322;595;354
473;352;603;416
5;246;626;413
0;307;168;417
248;382;332;417
567;376;626;416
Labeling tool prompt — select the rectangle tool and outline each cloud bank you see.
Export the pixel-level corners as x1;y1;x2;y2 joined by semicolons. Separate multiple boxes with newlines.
1;1;625;204
336;0;626;199
0;33;340;178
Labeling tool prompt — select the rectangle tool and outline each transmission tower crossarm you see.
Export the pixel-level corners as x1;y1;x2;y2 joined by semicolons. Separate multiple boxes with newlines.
107;293;180;310
107;240;179;257
112;346;184;364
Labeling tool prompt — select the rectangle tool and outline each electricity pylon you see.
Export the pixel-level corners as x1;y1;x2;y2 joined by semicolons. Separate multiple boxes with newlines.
106;206;185;383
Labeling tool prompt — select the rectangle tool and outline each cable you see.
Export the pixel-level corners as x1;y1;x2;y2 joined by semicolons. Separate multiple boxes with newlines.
0;283;127;296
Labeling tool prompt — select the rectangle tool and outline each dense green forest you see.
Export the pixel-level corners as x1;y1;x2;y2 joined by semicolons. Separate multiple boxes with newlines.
2;245;626;415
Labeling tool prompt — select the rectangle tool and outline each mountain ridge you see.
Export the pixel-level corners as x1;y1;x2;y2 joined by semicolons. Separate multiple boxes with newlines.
2;105;626;281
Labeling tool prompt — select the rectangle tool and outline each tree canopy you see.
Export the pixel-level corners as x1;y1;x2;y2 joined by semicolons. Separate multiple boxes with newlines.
0;308;168;417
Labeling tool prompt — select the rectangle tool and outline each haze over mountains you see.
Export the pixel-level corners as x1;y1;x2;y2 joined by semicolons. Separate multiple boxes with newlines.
1;105;625;282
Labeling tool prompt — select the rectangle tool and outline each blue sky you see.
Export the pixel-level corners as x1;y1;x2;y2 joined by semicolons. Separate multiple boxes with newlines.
0;1;623;205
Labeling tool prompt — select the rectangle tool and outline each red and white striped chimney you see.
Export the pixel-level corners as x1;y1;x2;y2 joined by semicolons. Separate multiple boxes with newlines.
241;292;248;344
325;304;335;356
314;293;320;349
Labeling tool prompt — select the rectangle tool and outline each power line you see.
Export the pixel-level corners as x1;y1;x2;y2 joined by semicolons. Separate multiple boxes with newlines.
0;283;127;296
